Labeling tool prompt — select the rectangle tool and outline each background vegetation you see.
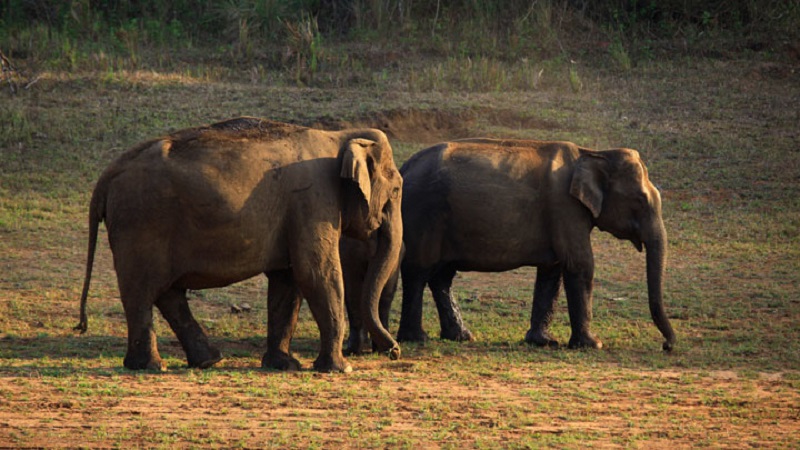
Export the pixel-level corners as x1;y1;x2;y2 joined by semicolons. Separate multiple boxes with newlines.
3;0;798;83
1;0;799;448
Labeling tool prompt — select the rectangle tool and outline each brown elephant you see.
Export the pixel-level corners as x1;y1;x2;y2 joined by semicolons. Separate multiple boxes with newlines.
75;117;403;373
397;138;675;351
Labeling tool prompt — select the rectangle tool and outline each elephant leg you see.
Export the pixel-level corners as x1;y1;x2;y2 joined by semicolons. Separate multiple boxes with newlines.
344;264;371;356
397;262;430;342
526;264;563;347
112;238;173;371
429;266;474;342
262;270;302;371
155;288;222;369
292;250;351;373
118;286;164;371
562;268;603;349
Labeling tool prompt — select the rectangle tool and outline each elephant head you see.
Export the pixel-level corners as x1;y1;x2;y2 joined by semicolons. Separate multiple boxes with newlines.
570;148;676;351
339;134;403;358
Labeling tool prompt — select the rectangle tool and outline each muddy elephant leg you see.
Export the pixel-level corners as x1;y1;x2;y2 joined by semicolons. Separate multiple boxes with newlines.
397;262;430;342
429;265;474;342
118;287;164;371
262;270;302;371
562;268;603;349
526;264;563;347
292;251;351;373
155;288;222;369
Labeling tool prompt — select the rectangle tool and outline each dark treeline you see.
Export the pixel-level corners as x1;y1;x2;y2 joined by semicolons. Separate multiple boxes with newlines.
2;0;796;41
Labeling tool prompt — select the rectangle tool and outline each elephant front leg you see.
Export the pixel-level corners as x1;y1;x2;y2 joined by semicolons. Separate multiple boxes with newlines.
562;268;603;349
397;263;430;342
263;270;303;371
526;264;562;347
429;266;474;342
156;288;222;369
302;276;351;373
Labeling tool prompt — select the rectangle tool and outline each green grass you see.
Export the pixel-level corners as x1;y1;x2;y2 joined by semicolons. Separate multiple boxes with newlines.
2;15;800;447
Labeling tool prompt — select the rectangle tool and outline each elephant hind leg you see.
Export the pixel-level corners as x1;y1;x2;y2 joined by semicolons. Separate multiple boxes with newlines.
429;265;474;342
262;270;302;371
155;288;222;369
118;286;164;371
113;236;173;371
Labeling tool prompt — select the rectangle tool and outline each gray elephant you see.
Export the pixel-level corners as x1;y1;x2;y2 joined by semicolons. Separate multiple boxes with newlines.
397;138;675;351
75;117;403;373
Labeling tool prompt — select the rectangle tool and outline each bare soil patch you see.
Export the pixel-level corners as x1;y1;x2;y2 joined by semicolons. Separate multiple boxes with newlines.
2;357;798;448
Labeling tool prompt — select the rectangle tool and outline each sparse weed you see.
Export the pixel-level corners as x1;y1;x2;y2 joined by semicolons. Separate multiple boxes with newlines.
608;39;632;71
568;60;583;92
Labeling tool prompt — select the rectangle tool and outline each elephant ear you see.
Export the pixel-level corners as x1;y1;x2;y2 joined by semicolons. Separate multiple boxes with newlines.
570;152;607;219
341;138;375;206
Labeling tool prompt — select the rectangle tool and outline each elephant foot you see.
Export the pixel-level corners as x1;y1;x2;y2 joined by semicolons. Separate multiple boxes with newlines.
568;333;603;350
186;346;223;369
525;328;559;348
441;327;475;342
396;327;429;343
261;351;302;372
345;335;372;356
313;354;352;373
344;345;370;356
124;353;167;372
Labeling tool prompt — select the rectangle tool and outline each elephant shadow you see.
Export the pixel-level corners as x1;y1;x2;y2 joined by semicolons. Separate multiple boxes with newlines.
0;334;325;375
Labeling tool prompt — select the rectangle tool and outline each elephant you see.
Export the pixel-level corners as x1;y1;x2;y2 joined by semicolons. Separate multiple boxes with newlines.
396;138;675;351
340;236;402;355
75;117;404;373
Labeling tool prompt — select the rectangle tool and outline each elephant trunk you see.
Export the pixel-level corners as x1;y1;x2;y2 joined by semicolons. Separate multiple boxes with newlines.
361;200;402;359
644;219;676;352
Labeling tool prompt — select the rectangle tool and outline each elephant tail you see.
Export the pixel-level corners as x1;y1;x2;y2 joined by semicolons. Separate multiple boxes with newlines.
74;176;108;334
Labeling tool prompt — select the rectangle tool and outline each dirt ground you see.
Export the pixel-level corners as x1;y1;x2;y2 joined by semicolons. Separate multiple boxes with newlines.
2;349;798;448
2;268;798;448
